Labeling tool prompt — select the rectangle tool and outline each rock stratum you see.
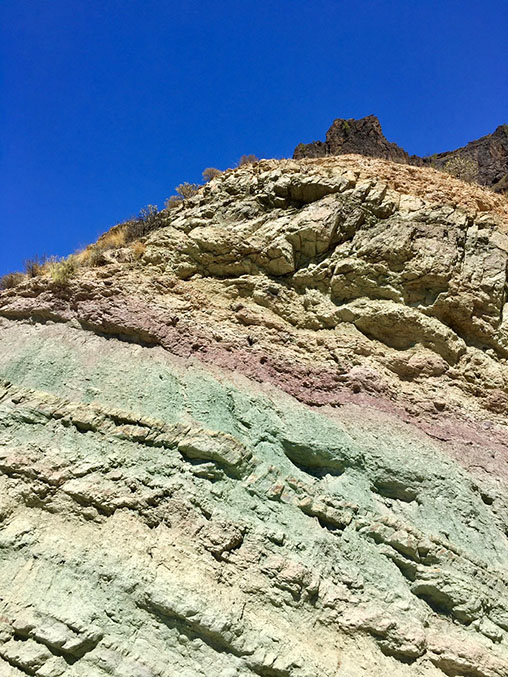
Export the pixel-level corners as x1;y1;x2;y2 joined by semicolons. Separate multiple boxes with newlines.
294;115;508;195
1;155;508;676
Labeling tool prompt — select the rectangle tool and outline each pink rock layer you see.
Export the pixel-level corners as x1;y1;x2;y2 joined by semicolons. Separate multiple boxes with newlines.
1;283;507;489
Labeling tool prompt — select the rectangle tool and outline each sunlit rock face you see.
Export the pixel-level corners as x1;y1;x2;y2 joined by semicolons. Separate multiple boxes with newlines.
1;156;508;676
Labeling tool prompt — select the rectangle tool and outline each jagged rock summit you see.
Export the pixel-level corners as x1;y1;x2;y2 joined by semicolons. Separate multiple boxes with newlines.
293;115;412;163
1;153;508;676
294;115;508;194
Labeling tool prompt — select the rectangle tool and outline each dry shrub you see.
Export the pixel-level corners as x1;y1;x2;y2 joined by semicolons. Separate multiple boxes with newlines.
0;272;25;290
165;195;184;209
130;241;146;260
79;206;159;267
24;255;47;277
79;229;125;269
202;167;222;183
123;219;147;241
99;226;127;249
164;184;200;209
237;154;259;167
138;204;159;221
175;183;200;199
48;256;77;286
81;245;107;267
125;205;160;242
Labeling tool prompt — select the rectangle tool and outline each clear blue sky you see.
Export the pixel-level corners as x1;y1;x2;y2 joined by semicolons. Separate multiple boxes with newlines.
1;0;507;275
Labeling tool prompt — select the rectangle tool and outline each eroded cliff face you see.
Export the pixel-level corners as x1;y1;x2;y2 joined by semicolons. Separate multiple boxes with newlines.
1;156;508;676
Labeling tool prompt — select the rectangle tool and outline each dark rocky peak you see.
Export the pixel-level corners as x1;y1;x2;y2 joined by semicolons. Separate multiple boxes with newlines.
294;116;508;194
293;115;411;163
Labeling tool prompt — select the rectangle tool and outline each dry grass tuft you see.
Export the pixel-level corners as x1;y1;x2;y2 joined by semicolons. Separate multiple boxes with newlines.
99;226;127;249
130;241;146;260
78;224;130;268
47;256;78;286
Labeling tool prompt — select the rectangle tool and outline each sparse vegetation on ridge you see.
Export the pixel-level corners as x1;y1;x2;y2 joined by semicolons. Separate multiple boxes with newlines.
24;255;48;278
48;256;77;286
0;272;25;290
3;253;80;288
124;205;160;241
165;183;201;208
237;154;259;167
1;156;263;282
202;167;222;182
77;205;159;267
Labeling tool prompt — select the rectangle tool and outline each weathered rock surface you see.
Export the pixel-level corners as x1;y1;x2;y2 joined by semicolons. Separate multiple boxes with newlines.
294;115;508;194
1;156;508;675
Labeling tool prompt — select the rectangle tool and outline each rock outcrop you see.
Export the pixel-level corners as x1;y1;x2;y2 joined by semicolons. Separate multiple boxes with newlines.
1;155;508;676
430;123;508;195
294;116;508;194
293;115;413;164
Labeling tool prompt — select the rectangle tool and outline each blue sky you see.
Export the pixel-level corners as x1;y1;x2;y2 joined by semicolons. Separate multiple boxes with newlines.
1;0;507;275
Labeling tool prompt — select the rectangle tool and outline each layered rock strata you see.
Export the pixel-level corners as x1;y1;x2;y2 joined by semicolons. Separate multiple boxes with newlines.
1;156;508;676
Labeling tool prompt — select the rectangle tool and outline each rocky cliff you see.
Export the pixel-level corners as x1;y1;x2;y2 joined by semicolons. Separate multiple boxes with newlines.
294;116;508;194
1;155;508;676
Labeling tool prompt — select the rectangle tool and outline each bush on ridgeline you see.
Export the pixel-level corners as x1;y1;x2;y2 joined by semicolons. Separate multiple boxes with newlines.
202;167;222;183
24;255;47;278
0;272;25;290
164;182;201;209
125;205;160;241
48;256;77;286
175;182;201;199
165;195;183;209
237;154;259;167
139;204;159;222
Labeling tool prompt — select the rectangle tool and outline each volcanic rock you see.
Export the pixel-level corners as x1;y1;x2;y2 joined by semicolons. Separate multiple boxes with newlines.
294;115;508;194
293;115;412;164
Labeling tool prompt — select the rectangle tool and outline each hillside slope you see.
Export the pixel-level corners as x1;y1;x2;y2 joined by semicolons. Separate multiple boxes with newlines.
1;156;508;676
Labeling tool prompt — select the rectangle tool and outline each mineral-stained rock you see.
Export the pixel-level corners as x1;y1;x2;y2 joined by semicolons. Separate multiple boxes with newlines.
1;155;508;675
